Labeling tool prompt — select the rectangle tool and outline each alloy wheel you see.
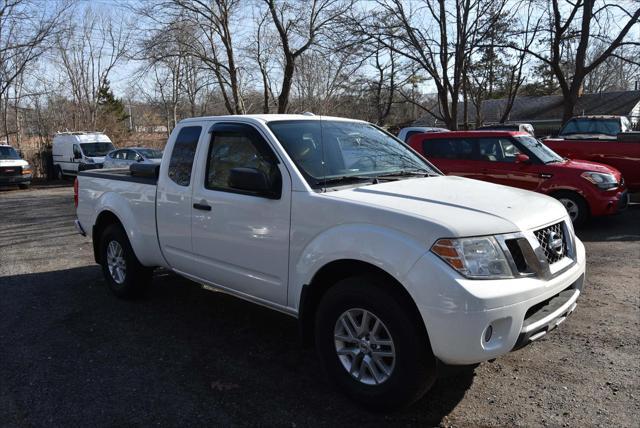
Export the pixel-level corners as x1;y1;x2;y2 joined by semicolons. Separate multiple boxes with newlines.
106;240;126;284
334;308;396;385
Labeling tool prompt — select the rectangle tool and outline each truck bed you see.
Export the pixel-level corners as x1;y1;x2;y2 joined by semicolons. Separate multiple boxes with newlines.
79;168;158;186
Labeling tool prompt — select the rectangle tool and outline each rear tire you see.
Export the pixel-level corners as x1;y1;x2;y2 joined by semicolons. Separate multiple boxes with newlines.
55;166;64;181
553;191;589;227
99;224;152;298
315;275;437;411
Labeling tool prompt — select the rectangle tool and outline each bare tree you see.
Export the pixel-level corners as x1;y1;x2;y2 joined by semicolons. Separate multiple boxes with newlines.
359;0;506;130
0;0;68;144
506;0;640;124
56;8;131;129
263;0;348;113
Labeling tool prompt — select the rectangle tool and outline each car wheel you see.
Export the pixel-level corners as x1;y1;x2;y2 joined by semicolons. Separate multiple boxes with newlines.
18;183;30;190
100;224;152;298
55;166;64;181
315;275;437;411
553;191;589;227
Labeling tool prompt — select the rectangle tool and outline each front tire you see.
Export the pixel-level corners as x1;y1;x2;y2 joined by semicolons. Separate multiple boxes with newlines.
18;183;30;190
99;224;152;298
315;276;437;411
55;166;64;181
553;191;589;227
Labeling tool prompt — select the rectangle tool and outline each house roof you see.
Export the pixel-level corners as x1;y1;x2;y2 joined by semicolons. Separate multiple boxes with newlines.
415;90;640;126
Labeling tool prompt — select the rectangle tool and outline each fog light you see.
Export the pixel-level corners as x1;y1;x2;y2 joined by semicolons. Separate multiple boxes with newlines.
484;325;493;342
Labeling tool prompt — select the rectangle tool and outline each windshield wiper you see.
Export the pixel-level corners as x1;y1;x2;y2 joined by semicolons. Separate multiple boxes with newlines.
315;175;376;186
376;169;437;178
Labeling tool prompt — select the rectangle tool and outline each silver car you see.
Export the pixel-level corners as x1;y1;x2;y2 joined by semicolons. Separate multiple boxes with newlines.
103;147;163;169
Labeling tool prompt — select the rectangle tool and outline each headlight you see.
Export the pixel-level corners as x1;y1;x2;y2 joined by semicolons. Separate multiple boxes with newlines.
22;165;32;175
431;237;513;279
580;171;617;190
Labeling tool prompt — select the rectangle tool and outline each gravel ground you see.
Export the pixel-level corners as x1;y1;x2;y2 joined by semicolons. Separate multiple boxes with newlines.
0;184;638;427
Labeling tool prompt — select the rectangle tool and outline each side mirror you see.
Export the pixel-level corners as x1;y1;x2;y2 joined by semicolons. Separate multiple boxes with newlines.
515;153;530;164
228;167;279;198
74;152;82;159
136;157;144;162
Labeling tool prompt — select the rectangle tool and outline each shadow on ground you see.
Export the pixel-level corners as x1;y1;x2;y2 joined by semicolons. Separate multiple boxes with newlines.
576;202;639;242
0;266;473;426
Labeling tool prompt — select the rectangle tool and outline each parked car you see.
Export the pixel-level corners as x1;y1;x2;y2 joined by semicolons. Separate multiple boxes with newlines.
408;130;628;226
103;147;163;169
75;115;585;410
543;115;640;192
0;144;32;189
477;123;535;136
397;126;448;142
52;132;115;179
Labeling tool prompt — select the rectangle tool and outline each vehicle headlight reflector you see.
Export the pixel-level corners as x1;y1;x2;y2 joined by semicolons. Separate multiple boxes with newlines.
22;165;32;175
431;237;513;279
580;171;617;190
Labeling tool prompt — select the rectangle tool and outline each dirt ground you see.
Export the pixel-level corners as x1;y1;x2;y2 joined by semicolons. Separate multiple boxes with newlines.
0;184;638;427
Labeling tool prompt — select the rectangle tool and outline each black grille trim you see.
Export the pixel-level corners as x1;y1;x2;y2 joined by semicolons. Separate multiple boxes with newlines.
505;238;528;272
0;166;22;176
533;222;567;265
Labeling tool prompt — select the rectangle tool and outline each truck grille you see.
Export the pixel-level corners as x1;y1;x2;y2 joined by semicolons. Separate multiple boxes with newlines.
534;222;567;264
0;166;22;176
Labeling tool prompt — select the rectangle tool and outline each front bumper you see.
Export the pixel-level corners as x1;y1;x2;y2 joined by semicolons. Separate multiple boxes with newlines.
406;237;586;365
0;174;31;185
588;187;628;217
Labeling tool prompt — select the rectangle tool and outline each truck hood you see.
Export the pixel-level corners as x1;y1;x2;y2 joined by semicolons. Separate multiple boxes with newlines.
0;159;28;167
326;176;568;237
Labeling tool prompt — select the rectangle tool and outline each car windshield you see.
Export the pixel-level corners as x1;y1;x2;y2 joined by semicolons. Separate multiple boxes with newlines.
136;148;163;159
560;118;621;136
0;146;20;160
516;136;564;164
80;142;115;157
268;120;437;187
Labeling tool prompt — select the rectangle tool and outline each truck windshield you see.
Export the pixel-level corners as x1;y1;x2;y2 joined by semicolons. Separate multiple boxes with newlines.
516;136;564;164
268;120;437;187
137;148;163;159
80;142;115;157
0;146;20;160
560;118;621;136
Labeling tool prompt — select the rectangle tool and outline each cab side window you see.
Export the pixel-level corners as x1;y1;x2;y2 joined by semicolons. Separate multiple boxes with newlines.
206;123;280;197
168;126;202;186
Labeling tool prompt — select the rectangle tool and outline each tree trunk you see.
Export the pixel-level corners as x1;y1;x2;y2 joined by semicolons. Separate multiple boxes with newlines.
278;56;295;113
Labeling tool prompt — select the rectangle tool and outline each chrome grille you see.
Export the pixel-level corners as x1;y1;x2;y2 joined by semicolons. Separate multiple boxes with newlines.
534;222;567;264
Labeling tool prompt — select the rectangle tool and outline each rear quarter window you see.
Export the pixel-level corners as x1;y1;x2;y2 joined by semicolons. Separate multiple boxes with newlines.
168;126;202;186
422;138;474;159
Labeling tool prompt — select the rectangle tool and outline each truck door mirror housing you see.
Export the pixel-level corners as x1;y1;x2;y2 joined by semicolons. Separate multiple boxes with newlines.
228;167;279;198
515;153;530;164
74;152;82;159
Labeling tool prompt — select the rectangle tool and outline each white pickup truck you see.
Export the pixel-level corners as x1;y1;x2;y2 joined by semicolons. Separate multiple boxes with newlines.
75;115;586;409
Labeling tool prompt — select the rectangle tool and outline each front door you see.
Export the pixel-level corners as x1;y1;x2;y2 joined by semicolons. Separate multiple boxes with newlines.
190;122;291;305
476;137;543;191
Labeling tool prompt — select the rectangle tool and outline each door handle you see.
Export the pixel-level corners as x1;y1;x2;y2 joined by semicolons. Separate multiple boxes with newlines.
193;203;212;211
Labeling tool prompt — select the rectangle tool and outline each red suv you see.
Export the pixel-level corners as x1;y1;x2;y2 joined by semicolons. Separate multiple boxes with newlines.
408;131;628;225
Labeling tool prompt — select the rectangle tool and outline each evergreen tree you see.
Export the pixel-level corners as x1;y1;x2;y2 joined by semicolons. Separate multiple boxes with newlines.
97;79;129;123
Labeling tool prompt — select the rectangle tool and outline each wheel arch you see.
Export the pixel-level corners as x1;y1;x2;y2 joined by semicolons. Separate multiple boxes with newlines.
298;259;430;350
92;210;125;263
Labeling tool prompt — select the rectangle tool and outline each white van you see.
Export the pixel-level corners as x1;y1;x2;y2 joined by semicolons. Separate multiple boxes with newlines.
52;132;116;179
